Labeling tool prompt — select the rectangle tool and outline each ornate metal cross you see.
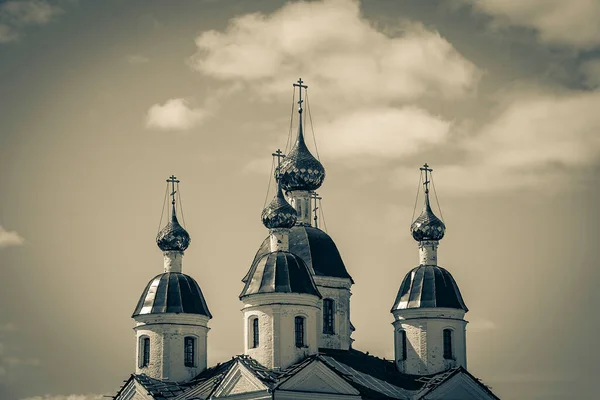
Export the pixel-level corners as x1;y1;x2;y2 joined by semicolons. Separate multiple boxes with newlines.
311;191;322;228
167;175;180;206
272;149;286;178
293;78;308;112
420;163;433;194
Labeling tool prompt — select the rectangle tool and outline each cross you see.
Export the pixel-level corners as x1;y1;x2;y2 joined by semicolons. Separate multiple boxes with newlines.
272;149;286;178
167;175;180;206
293;78;308;113
311;191;322;228
419;163;433;194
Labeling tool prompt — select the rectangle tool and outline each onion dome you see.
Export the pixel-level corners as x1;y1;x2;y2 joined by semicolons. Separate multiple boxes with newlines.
157;208;191;251
391;265;468;312
240;251;321;298
132;272;212;317
245;225;353;283
410;194;446;242
261;181;297;229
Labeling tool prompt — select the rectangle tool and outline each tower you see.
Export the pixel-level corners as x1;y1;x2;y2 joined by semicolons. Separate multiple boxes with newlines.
132;176;212;382
391;164;468;375
240;177;322;370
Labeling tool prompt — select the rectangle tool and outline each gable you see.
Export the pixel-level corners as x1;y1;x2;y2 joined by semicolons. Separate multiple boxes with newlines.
278;359;360;396
419;371;498;400
212;361;270;398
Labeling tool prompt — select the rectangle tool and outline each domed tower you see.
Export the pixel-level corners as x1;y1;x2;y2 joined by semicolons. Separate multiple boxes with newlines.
249;79;354;351
391;164;468;376
132;176;211;382
240;178;322;370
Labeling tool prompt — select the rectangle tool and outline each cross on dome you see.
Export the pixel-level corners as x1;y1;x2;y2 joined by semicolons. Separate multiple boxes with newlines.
293;78;308;113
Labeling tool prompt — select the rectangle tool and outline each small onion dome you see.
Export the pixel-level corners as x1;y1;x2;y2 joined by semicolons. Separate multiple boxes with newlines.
410;195;446;241
132;272;212;317
279;126;325;192
156;212;190;252
245;225;353;283
261;182;297;229
240;251;321;298
391;265;468;312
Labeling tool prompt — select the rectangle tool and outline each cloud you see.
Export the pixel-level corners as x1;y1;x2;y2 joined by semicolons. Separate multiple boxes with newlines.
125;54;149;65
394;90;600;194
145;98;208;131
0;0;64;44
20;395;104;400
462;0;600;49
581;59;600;89
189;0;480;103
0;322;18;332
0;225;25;248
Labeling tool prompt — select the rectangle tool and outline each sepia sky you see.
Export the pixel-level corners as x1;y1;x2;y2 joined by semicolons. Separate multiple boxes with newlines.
1;0;600;399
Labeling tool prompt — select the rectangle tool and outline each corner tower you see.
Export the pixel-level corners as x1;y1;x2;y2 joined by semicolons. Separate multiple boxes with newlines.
132;176;212;382
240;177;321;370
391;164;468;376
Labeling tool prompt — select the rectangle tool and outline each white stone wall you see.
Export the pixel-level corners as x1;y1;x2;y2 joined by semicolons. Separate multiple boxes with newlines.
163;251;183;273
313;276;353;350
418;241;439;265
134;313;210;382
392;308;467;375
288;190;311;225
242;293;320;370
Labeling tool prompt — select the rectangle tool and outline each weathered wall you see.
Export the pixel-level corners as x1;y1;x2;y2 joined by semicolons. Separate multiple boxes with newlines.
313;276;353;350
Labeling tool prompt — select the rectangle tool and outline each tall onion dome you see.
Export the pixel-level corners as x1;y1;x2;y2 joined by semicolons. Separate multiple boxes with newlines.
261;180;297;229
156;204;191;251
279;78;325;192
410;194;446;242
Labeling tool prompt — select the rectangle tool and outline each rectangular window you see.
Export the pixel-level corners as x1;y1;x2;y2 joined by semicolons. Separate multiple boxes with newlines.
252;318;259;348
443;329;453;360
142;337;150;367
400;330;407;360
323;299;335;334
184;337;195;367
295;316;305;348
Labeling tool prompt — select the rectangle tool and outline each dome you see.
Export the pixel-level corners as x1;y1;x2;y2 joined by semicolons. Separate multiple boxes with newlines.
279;125;325;192
156;212;191;252
240;251;321;298
132;272;212;317
261;182;297;229
410;196;446;242
391;265;467;312
245;225;353;283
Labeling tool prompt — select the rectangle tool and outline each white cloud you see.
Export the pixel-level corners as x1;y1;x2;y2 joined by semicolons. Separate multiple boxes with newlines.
20;395;104;400
0;225;25;248
189;0;480;103
463;0;600;49
146;98;208;131
126;54;149;65
0;0;64;44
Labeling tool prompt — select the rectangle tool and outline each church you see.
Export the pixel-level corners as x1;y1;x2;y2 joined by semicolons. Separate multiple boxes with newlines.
112;79;500;400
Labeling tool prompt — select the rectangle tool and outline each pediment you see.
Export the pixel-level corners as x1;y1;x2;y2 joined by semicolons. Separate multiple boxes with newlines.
212;361;269;398
420;370;498;400
278;359;359;395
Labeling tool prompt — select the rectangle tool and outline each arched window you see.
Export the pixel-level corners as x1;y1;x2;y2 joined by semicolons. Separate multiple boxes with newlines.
399;330;407;361
295;316;305;348
140;337;150;367
184;337;196;367
443;329;453;360
323;299;335;334
252;317;259;348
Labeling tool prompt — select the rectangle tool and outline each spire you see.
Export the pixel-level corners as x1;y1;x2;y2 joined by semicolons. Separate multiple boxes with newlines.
278;78;325;192
156;175;191;252
410;164;446;242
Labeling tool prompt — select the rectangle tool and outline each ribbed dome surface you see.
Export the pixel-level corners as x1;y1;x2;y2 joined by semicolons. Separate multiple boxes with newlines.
410;197;446;242
261;182;297;229
246;225;353;283
279;127;325;192
156;214;191;252
133;272;212;317
240;251;321;298
391;265;467;312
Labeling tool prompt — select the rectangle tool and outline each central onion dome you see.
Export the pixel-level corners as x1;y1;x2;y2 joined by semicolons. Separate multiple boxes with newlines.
240;251;321;298
391;265;467;311
132;272;212;317
410;195;446;242
156;210;190;251
261;181;297;229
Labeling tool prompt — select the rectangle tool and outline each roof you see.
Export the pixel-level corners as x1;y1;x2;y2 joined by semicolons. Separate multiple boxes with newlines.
132;272;212;318
240;251;321;298
391;265;468;312
247;225;353;283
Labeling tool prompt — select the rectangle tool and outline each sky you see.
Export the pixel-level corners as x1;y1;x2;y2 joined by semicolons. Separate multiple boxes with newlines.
0;0;599;399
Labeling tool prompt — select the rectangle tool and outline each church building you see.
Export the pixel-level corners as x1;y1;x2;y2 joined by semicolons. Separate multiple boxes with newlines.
112;80;500;400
